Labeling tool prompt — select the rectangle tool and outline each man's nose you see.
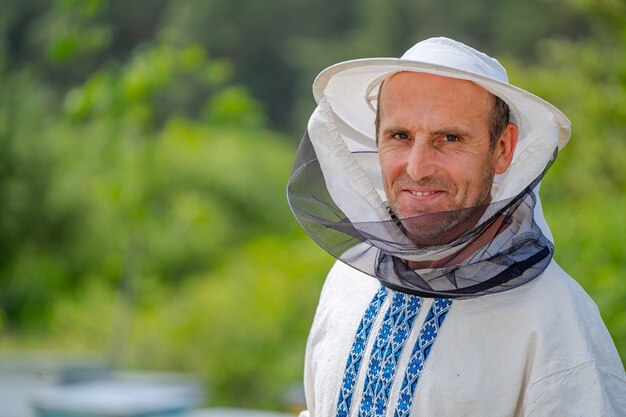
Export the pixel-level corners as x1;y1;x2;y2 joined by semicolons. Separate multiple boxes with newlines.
405;140;437;181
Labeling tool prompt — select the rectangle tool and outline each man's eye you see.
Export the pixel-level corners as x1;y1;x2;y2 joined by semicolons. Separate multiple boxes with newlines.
443;134;459;142
393;132;410;140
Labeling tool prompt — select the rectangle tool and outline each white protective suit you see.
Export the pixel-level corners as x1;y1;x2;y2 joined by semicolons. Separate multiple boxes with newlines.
300;260;626;417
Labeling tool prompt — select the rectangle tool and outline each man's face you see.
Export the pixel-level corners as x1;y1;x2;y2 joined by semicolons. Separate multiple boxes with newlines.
377;72;516;243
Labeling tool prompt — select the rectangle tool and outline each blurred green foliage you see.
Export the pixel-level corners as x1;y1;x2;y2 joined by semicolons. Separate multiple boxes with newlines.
0;0;624;411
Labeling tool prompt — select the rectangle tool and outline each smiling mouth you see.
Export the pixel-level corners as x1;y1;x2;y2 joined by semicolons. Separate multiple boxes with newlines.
408;190;439;197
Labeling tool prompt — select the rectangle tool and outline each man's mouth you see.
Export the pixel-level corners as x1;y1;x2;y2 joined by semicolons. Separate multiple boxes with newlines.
397;189;448;217
408;190;438;197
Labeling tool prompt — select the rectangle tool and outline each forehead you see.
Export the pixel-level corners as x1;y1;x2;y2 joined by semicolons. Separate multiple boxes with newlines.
379;71;493;112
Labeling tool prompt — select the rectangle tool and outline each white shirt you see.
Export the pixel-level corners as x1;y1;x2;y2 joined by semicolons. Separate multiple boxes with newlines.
301;260;626;417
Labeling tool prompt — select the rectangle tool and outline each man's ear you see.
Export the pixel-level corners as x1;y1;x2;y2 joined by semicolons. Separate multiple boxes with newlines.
494;123;518;174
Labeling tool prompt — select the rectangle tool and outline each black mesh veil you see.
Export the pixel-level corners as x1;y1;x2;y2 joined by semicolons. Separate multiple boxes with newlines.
287;131;557;298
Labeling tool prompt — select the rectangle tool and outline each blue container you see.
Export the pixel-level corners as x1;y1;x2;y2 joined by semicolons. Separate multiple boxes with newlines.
33;375;203;417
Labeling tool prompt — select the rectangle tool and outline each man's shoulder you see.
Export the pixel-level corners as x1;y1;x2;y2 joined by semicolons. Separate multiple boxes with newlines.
477;261;623;372
516;260;601;317
322;259;380;296
532;260;589;296
449;260;616;361
318;259;596;315
312;260;381;320
317;259;605;338
468;260;598;315
518;264;626;414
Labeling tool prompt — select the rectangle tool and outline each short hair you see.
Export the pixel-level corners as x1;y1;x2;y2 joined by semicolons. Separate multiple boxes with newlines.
488;94;511;148
374;79;511;148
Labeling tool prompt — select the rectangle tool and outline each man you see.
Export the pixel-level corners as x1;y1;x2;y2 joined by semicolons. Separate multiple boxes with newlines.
287;37;626;416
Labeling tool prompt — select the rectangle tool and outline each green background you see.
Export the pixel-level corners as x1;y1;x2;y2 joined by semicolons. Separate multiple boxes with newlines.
0;0;624;411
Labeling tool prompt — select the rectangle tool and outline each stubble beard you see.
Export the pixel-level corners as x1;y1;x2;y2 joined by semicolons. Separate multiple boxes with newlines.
388;172;495;246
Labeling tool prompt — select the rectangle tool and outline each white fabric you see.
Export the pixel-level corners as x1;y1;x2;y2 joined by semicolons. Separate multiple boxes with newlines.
308;99;394;224
301;260;626;417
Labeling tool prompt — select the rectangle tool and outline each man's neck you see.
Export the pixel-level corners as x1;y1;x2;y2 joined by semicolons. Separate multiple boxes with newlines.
406;213;510;270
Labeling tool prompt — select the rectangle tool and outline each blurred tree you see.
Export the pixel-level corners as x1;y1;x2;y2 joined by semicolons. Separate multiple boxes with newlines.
0;0;592;132
0;36;295;328
500;0;626;199
0;71;67;331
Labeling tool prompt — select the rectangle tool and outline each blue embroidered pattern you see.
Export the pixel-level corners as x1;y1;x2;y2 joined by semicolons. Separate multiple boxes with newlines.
336;286;388;417
393;298;453;417
357;292;422;417
336;288;452;417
